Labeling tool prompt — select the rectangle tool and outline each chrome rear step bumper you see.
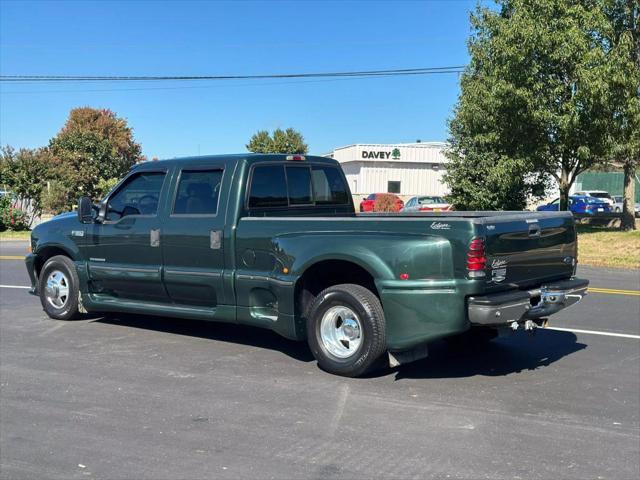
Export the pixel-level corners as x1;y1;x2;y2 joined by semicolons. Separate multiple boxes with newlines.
468;278;589;326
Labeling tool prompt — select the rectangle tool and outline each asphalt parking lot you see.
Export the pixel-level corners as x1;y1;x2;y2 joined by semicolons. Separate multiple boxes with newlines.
1;240;639;480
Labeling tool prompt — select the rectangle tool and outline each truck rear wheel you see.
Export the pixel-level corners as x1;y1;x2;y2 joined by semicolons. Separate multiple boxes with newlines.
306;284;386;377
38;255;81;320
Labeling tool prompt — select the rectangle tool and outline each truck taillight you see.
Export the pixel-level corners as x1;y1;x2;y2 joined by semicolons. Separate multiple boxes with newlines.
286;155;306;161
467;237;486;278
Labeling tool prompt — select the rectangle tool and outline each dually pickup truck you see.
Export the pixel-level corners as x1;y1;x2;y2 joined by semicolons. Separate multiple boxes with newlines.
26;154;588;376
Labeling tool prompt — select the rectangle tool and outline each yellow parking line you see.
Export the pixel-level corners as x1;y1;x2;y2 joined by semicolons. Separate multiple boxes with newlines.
589;287;640;296
0;255;25;260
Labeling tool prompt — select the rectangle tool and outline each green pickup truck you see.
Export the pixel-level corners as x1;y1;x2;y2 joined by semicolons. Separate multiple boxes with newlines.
26;154;588;376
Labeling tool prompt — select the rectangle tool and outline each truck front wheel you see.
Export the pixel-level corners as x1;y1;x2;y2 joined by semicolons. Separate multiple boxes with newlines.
306;284;386;377
38;255;81;320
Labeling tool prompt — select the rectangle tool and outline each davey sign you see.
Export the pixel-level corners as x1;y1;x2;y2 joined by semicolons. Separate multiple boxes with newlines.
361;148;401;160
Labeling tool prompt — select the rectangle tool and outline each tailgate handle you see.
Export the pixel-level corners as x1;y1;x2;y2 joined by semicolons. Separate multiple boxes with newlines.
528;224;541;237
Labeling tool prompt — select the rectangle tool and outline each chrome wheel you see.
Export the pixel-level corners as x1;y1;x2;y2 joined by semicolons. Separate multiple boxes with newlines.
320;305;363;359
44;270;70;309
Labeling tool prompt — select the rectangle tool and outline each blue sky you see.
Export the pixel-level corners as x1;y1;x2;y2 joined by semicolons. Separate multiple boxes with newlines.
0;0;478;158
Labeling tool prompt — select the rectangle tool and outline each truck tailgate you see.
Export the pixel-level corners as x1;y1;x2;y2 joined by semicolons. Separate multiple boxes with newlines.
480;212;576;287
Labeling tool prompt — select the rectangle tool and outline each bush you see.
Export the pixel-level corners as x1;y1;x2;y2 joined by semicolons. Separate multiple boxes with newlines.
0;195;29;231
373;194;400;212
41;180;72;215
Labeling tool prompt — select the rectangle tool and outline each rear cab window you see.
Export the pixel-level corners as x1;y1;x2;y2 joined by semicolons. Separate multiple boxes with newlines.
247;163;350;212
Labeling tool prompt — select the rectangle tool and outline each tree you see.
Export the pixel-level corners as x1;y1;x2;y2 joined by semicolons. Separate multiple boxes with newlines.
446;0;612;211
443;149;549;210
246;128;308;154
604;0;639;230
48;107;143;210
0;146;52;225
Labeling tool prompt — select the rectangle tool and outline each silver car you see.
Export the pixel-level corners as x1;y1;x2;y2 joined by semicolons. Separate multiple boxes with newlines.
612;195;640;216
401;195;451;212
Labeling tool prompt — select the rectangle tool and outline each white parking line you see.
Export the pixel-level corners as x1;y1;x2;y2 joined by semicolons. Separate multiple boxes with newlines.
0;285;30;289
546;326;640;340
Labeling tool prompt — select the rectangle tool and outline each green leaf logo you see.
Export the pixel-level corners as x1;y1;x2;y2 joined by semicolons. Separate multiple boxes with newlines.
391;148;401;160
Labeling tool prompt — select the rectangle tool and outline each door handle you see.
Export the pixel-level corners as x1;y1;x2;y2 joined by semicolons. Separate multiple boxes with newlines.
150;229;160;247
528;224;541;237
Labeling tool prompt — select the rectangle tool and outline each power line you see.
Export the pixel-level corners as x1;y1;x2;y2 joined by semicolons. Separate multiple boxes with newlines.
0;73;461;95
0;66;465;83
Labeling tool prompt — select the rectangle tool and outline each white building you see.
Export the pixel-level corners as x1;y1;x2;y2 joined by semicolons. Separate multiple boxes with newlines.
325;142;450;198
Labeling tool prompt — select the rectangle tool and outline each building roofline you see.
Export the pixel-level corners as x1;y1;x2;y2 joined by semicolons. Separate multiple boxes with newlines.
332;142;449;152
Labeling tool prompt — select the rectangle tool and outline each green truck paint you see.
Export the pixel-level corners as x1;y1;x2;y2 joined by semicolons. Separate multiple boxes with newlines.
26;154;588;374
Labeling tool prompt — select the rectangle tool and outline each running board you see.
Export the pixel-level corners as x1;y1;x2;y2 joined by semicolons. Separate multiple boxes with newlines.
82;293;235;322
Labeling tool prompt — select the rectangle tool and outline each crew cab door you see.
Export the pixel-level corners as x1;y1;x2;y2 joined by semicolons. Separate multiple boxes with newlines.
83;169;169;302
160;164;228;310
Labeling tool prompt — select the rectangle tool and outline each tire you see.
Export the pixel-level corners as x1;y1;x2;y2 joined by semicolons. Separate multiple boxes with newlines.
615;207;621;212
38;255;81;320
307;284;386;377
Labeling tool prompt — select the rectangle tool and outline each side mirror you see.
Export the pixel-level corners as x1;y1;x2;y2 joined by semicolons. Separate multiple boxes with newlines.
77;196;94;224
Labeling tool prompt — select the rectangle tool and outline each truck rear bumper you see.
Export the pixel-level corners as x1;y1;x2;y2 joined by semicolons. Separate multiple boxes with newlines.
468;278;589;326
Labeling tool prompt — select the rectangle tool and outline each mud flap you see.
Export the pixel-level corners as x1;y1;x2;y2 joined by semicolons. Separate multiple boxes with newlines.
77;292;88;314
388;344;429;368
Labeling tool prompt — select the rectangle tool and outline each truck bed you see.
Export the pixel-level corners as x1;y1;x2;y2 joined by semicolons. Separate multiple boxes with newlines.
239;210;577;289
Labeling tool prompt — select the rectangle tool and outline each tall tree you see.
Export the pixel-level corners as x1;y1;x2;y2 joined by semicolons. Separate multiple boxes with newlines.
246;128;308;154
604;0;639;230
446;0;612;210
48;107;143;209
0;146;52;225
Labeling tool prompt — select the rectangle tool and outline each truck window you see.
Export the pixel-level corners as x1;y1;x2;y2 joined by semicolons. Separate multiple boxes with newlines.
173;169;223;215
311;166;349;205
106;171;166;221
249;165;288;208
286;166;312;205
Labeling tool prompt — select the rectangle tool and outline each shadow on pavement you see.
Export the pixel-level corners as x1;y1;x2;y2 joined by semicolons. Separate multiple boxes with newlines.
96;313;315;363
95;314;585;379
394;329;586;380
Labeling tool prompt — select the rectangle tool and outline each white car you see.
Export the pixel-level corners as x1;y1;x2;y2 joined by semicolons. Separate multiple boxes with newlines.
612;195;640;216
575;190;614;206
401;196;452;212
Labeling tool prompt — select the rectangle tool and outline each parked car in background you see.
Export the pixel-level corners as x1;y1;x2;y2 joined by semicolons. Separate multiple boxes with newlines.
359;193;404;212
401;196;452;212
575;190;614;206
537;195;611;215
612;195;640;216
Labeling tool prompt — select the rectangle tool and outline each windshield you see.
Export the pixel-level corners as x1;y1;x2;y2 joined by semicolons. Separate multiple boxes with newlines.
585;197;606;204
418;196;445;204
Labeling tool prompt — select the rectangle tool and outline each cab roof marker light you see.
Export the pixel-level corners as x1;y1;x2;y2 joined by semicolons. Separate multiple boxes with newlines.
286;155;306;161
